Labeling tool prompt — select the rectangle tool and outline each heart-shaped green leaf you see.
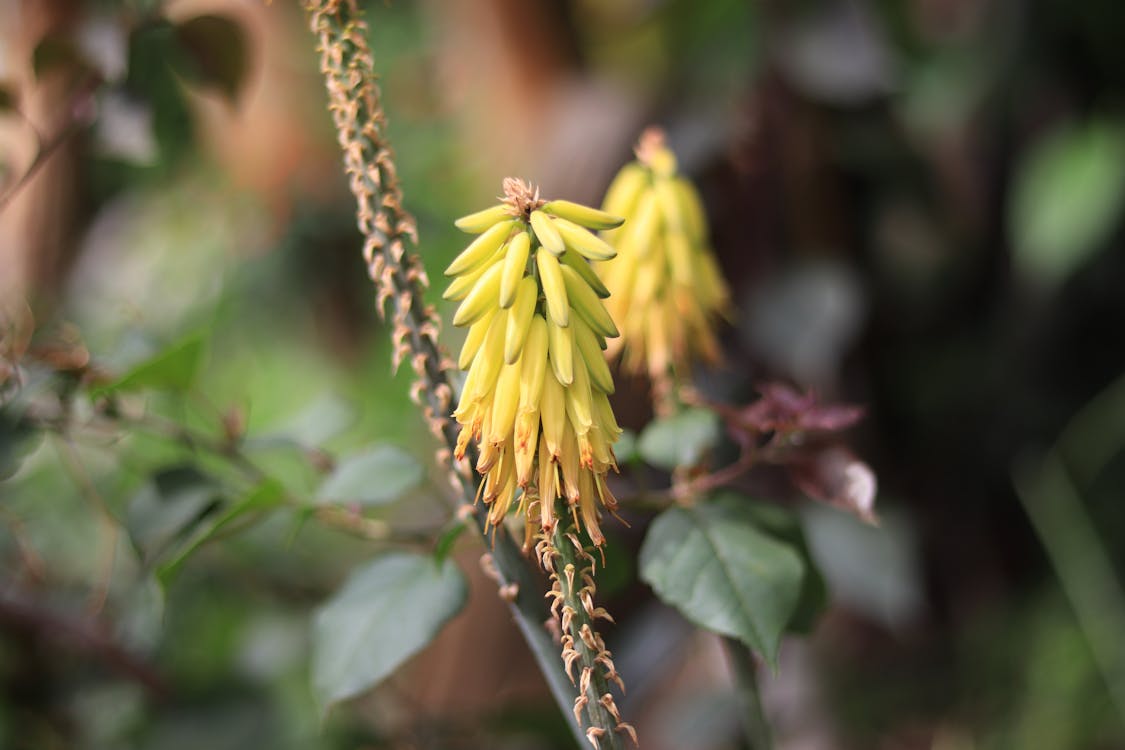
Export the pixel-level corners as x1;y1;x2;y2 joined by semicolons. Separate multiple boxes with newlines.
638;408;720;470
640;495;805;667
316;445;423;507
311;553;467;712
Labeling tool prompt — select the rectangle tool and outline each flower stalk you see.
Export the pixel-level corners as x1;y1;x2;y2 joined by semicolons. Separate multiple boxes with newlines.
539;510;634;749
302;1;627;745
447;180;637;746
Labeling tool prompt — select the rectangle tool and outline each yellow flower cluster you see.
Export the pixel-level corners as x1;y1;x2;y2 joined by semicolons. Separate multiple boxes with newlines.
446;179;625;547
597;128;730;380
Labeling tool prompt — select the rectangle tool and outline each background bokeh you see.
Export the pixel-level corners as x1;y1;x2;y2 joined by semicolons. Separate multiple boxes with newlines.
2;0;1124;748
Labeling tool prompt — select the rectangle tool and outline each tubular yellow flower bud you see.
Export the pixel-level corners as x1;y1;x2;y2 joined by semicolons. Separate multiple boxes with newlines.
561;266;619;338
564;356;594;437
539;200;624;231
548;316;575;386
597;127;732;383
530;210;565;256
536;250;570;328
518;316;549;412
553;217;617;261
448;178;625;547
500;231;532;309
452;261;504;327
572;316;614;395
445;219;518;276
454;203;512;233
458;306;497;370
442;241;507;301
505;276;538;364
560;248;611;298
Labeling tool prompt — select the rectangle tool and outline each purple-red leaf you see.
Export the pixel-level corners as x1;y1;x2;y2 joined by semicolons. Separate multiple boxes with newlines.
720;382;865;445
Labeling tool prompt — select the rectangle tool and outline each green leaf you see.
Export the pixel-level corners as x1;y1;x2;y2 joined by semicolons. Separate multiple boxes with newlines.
1010;119;1125;285
173;15;248;105
98;332;206;395
593;528;635;598
736;498;829;634
156;478;286;585
115;576;165;652
0;410;40;481
432;520;467;564
316;445;423;507
311;552;467;712
276;392;356;447
640;495;805;667
638;408;720;470
126;466;221;565
614;428;638;464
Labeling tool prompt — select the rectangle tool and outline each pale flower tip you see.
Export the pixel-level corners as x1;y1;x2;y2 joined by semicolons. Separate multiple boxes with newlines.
844;460;878;521
634;126;667;162
500;177;544;218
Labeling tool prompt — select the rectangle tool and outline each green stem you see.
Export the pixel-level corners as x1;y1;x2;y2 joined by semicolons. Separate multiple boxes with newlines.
550;515;629;749
490;527;591;745
1056;371;1125;488
1013;452;1125;725
1012;372;1125;727
722;637;773;750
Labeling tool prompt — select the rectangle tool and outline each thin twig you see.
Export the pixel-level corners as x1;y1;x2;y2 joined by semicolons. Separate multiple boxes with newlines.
634;446;759;507
122;411;270;484
677;448;757;499
52;435;119;616
125;412;440;545
32;394;431;548
0;506;48;583
311;506;436;545
0;76;99;215
0;588;168;696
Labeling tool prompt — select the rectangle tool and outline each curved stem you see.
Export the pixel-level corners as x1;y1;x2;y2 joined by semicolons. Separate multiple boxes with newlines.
0;75;98;215
1013;372;1125;726
628;445;758;508
722;637;773;750
1014;452;1125;725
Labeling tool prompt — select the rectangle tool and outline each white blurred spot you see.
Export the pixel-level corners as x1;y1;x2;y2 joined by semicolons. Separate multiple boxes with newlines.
94;91;157;165
743;260;865;387
844;460;877;521
76;15;128;83
774;0;897;105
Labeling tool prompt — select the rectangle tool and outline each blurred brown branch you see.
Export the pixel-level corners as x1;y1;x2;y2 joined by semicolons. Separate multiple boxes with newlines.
0;74;99;215
0;589;168;697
